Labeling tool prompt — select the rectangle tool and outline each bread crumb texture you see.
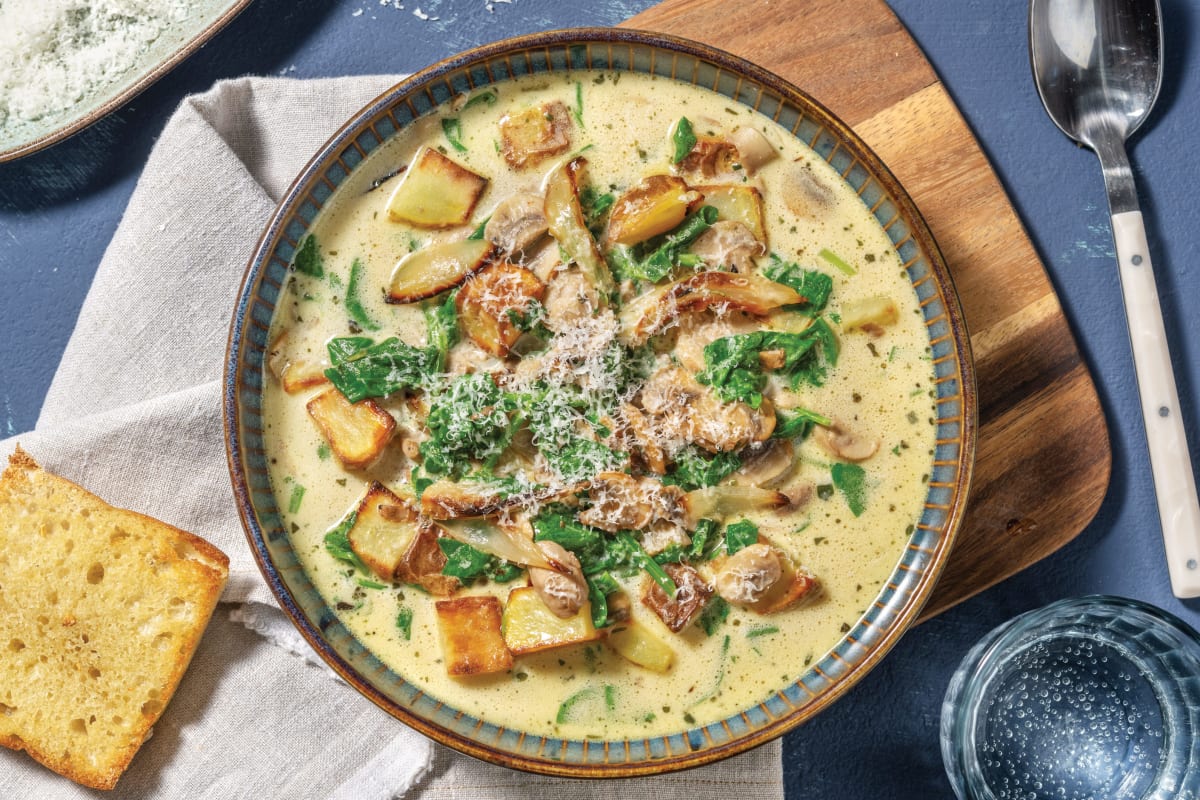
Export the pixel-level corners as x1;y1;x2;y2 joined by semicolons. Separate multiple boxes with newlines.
0;446;229;790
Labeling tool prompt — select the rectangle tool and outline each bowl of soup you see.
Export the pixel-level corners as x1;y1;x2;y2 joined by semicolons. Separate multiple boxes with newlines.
225;28;976;776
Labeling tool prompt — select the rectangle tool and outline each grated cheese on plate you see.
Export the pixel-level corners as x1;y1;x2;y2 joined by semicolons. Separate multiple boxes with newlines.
0;0;199;138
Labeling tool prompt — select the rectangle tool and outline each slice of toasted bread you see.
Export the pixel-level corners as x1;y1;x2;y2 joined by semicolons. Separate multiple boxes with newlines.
0;446;229;790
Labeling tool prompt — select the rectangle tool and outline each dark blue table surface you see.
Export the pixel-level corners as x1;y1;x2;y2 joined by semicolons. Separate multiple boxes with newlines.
3;1;1200;797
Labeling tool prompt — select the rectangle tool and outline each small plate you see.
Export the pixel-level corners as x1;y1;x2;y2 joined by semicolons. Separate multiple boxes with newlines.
225;28;977;776
0;0;252;163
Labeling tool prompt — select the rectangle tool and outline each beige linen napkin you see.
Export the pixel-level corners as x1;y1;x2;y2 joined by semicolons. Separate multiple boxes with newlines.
0;76;784;799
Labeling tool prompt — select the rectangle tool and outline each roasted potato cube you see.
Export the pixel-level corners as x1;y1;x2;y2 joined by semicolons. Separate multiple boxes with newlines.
386;238;495;304
386;146;488;228
501;585;601;656
348;483;418;579
456;261;545;356
693;184;765;242
605;175;701;246
544;157;614;297
345;483;458;594
306;388;396;469
840;294;900;335
268;331;330;394
499;101;572;169
641;563;712;633
435;595;513;676
606;618;675;673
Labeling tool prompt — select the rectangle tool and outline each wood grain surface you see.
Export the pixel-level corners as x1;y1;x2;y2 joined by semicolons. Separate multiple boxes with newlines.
623;0;1112;618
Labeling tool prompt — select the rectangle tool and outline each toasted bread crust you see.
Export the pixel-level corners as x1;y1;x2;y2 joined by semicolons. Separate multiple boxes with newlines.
0;446;229;790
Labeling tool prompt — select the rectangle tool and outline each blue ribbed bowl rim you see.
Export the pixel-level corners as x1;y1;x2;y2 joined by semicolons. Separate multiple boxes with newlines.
224;27;977;778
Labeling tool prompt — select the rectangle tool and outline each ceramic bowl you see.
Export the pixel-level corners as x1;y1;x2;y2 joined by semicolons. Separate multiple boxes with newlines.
224;28;976;776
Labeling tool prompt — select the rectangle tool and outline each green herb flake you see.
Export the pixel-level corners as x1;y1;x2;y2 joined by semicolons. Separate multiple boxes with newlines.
287;484;306;514
396;606;414;640
746;624;780;639
818;247;857;276
466;216;491;240
816;483;834;501
356;577;387;590
345;258;381;331
316;442;331;461
442;117;468;152
671;117;697;163
462;89;497;109
556;687;598;724
573;81;585;128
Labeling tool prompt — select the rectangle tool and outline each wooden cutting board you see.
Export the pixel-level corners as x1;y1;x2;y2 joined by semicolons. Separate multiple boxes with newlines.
623;0;1112;618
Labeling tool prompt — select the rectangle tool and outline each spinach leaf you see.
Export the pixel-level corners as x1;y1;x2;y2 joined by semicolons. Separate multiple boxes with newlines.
636;205;719;281
324;510;366;573
294;233;324;278
442;117;468;152
671;117;697;163
761;254;833;315
615;531;677;597
831;462;867;516
420;374;517;478
724;519;759;555
688;518;721;561
466;216;490;240
773;407;832;441
423;289;459;373
437;538;521;583
661;446;741;491
523;384;622;483
696;321;840;406
585;572;621;628
324;336;439;403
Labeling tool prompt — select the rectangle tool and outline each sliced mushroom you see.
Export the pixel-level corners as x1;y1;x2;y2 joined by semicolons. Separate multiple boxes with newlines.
485;192;549;258
727;127;778;174
641;563;713;632
729;439;795;488
542;265;602;329
783;161;834;219
714;543;782;606
528;541;588;619
815;419;880;462
686;220;765;272
690;394;776;453
579;472;684;533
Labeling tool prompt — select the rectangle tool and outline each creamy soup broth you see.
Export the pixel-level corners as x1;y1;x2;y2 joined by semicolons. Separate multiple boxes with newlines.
262;70;936;739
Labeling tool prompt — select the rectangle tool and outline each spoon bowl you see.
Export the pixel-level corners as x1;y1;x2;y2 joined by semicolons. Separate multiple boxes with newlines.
1031;0;1162;150
1030;0;1200;598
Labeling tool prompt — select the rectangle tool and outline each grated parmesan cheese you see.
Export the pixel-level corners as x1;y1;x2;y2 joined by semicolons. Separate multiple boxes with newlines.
0;0;196;136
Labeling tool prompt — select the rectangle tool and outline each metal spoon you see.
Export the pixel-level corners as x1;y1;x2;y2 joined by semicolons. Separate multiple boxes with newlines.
1031;0;1200;597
